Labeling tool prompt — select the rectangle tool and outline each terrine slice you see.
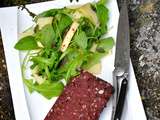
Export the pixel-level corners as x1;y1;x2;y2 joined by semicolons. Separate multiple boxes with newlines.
45;71;113;120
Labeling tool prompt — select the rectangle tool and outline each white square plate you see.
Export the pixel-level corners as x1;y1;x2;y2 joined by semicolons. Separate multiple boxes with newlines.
0;0;146;120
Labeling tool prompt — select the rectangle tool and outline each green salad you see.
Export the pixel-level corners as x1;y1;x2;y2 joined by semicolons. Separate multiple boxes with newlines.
14;0;114;99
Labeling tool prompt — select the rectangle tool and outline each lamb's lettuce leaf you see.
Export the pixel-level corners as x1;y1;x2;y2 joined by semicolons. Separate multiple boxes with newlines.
14;36;39;50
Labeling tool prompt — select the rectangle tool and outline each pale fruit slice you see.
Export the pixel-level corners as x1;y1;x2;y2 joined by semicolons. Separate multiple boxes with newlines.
78;3;99;27
87;63;102;75
37;17;53;30
19;27;34;39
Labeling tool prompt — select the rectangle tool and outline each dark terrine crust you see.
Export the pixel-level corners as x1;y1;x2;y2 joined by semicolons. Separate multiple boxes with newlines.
45;71;113;120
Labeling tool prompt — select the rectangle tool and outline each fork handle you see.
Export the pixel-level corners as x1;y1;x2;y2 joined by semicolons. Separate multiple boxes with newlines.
114;78;128;120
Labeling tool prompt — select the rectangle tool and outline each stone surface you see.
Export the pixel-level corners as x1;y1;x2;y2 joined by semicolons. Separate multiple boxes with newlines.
129;0;160;119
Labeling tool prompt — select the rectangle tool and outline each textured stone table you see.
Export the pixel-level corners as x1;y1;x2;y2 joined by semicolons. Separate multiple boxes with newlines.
0;0;160;120
129;1;160;119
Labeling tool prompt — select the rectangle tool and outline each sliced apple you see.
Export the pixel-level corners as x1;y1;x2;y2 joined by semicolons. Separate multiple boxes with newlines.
19;27;34;39
87;63;102;75
78;3;99;27
37;17;53;30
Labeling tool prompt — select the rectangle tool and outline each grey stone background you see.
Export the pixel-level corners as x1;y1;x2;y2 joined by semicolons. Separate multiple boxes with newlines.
0;0;160;120
129;0;160;119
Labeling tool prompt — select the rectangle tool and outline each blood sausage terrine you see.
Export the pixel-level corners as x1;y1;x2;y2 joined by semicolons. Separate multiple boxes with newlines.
45;71;113;120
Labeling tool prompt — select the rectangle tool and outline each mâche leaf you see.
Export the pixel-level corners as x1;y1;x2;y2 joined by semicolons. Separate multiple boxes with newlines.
65;54;84;80
35;9;58;21
35;24;56;48
35;8;73;21
14;36;39;50
96;4;109;26
24;79;64;99
57;14;72;35
80;18;95;37
73;30;88;49
82;52;105;69
96;37;114;52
